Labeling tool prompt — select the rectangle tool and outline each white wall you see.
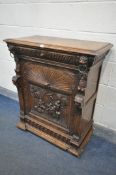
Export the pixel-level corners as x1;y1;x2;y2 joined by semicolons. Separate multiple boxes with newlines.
0;0;116;130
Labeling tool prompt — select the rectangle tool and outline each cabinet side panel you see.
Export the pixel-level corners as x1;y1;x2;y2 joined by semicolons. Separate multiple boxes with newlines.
85;60;103;102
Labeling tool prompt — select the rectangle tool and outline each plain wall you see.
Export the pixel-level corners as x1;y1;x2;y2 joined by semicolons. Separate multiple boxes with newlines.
0;0;116;130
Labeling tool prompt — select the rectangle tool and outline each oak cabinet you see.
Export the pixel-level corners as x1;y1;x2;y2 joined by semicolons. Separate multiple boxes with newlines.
5;36;112;156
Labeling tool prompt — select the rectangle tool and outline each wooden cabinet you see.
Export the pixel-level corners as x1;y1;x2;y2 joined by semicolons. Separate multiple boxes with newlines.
5;36;112;156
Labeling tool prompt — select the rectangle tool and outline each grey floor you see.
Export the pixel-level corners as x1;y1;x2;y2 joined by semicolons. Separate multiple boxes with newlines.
0;94;116;175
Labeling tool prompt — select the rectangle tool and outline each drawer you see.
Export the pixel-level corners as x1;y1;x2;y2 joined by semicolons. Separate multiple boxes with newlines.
22;62;77;94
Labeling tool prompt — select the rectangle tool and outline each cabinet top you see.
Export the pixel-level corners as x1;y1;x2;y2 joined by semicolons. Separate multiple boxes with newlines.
4;35;113;56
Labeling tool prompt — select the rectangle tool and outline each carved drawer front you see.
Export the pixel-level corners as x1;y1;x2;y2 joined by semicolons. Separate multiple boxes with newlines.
22;62;76;93
21;62;77;128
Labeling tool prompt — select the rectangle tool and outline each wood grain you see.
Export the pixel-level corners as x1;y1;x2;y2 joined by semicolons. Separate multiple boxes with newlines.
5;35;112;157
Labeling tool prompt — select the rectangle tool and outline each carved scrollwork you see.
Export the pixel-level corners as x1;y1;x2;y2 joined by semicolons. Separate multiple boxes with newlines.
7;44;20;63
78;74;87;92
30;84;68;122
7;45;94;69
79;56;88;64
7;44;21;82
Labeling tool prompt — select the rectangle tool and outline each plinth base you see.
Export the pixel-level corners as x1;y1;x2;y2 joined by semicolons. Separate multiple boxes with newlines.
17;119;93;157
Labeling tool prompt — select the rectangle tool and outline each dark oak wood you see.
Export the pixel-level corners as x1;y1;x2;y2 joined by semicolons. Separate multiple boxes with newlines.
4;35;112;156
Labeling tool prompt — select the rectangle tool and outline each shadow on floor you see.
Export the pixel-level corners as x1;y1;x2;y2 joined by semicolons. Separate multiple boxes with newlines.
0;94;116;175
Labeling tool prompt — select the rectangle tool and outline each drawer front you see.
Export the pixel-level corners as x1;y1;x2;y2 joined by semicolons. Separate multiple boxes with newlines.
22;62;76;94
21;62;77;128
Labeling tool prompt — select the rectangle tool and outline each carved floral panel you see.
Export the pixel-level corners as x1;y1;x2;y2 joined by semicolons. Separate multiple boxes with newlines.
30;84;68;127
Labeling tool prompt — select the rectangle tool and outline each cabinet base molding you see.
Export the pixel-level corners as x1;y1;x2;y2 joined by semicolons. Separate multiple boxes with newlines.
17;118;93;157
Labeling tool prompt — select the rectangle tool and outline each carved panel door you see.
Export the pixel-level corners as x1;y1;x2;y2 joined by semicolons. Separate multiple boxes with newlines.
21;61;77;129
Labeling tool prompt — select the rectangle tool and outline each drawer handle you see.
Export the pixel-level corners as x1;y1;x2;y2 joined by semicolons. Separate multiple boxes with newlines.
45;83;50;88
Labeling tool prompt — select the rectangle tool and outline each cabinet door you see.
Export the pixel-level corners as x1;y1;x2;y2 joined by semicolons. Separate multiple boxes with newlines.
21;61;77;129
